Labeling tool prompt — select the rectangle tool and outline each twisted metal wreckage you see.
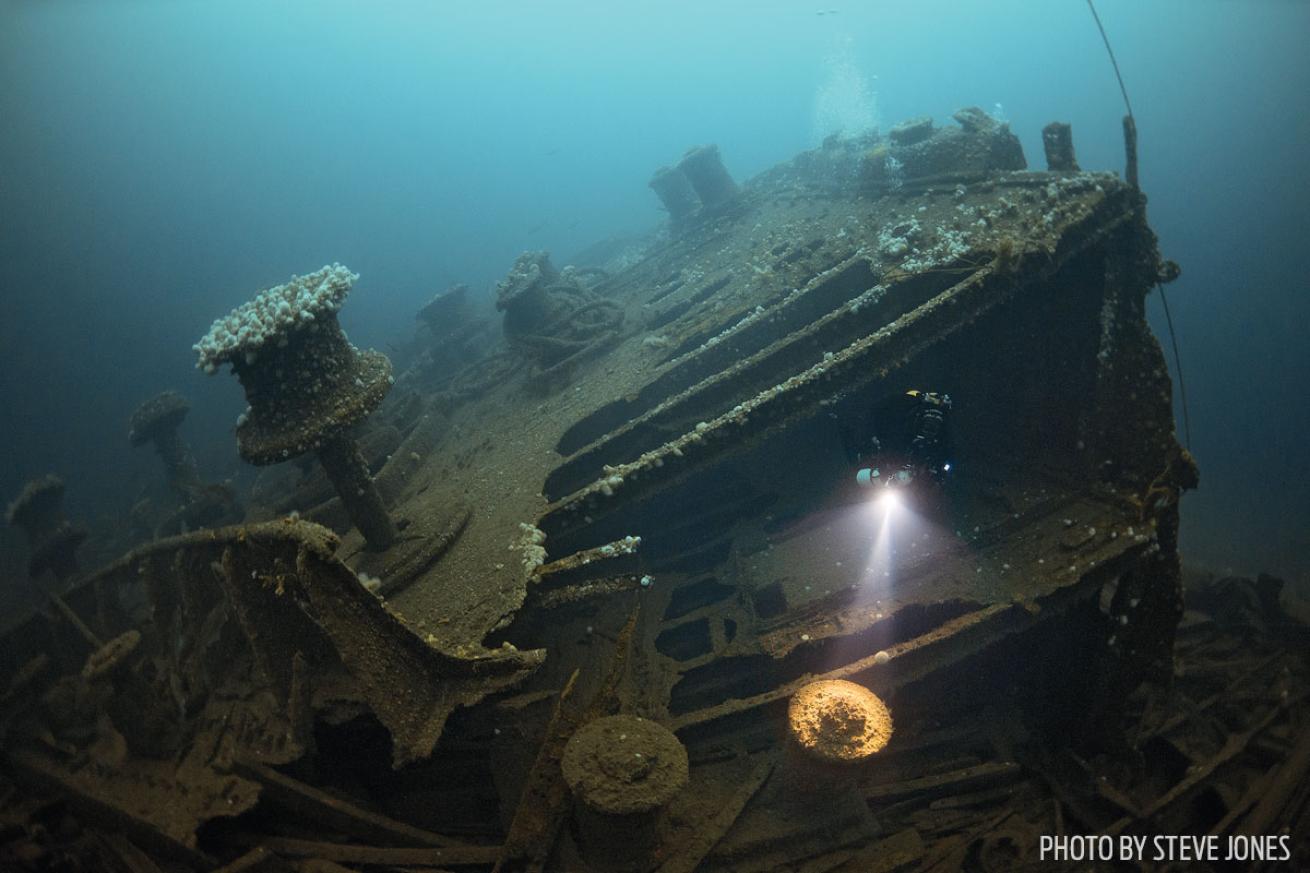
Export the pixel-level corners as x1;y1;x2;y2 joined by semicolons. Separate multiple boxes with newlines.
4;110;1306;872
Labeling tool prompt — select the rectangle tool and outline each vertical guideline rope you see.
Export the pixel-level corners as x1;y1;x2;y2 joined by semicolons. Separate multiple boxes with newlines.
1087;0;1191;450
1085;0;1134;119
1157;279;1192;450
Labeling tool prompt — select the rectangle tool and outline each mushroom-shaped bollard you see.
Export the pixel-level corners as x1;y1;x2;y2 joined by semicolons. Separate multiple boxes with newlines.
676;144;738;209
194;264;398;550
561;715;689;872
782;679;893;801
495;250;567;338
6;475;86;582
648;165;699;222
129;391;203;499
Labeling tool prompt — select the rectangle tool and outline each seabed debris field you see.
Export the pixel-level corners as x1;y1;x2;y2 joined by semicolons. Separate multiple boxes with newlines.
2;103;1308;873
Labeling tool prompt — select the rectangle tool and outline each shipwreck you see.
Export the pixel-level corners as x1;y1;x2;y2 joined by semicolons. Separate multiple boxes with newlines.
5;109;1307;873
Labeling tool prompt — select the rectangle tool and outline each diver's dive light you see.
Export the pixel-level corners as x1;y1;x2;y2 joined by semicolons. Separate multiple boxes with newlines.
855;465;918;510
855;466;916;489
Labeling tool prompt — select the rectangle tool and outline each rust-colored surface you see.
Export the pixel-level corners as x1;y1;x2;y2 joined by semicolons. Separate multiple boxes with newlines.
788;680;892;764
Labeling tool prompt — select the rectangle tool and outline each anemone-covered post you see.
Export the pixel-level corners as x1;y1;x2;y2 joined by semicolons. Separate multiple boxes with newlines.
129;391;202;499
194;264;398;550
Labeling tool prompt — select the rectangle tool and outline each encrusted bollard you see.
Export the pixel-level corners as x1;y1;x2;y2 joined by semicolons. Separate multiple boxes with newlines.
417;282;470;336
562;714;689;872
129;391;203;499
888;115;934;146
1042;121;1080;172
648;165;699;222
677;144;738;209
195;264;398;549
6;475;87;582
495;250;566;338
780;679;893;803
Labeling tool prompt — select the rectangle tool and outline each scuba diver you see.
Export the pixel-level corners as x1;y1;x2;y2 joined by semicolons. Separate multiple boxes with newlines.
845;389;954;507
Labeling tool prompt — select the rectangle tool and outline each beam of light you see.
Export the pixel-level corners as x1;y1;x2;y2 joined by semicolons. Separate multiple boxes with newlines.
862;488;904;592
856;484;939;600
810;481;958;673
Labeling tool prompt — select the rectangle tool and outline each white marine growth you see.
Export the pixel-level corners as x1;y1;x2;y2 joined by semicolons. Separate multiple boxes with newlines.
194;263;359;373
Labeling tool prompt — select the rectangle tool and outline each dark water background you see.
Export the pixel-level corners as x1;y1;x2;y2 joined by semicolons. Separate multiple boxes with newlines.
2;1;1307;588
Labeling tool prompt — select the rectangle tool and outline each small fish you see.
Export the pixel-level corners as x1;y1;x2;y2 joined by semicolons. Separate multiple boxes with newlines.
526;220;549;234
